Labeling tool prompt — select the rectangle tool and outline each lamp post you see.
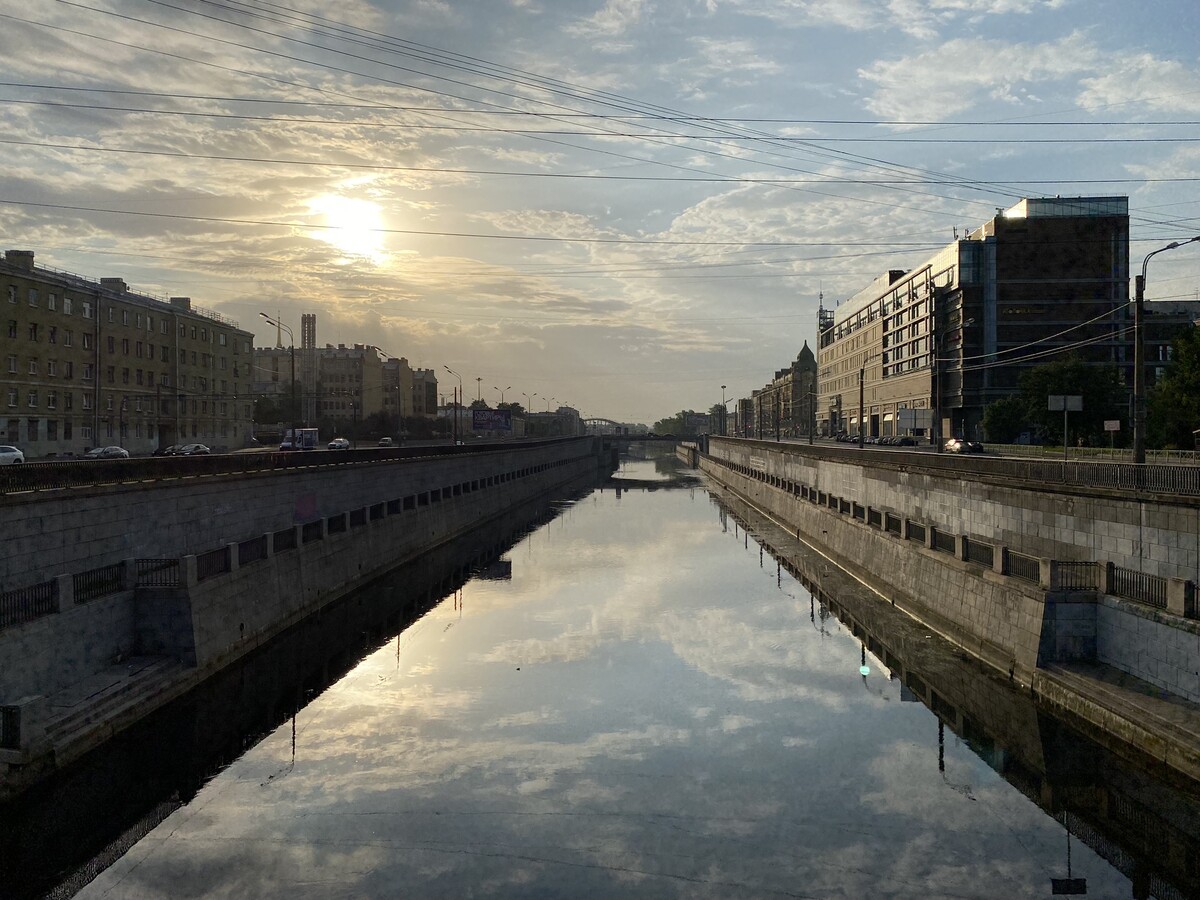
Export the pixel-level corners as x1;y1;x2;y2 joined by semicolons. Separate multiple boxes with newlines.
720;385;727;436
858;353;878;449
475;376;482;404
495;385;510;404
1134;236;1200;464
259;313;297;448
444;365;462;444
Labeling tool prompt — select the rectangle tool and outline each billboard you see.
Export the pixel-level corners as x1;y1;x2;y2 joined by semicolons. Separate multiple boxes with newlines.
473;408;513;432
685;413;711;431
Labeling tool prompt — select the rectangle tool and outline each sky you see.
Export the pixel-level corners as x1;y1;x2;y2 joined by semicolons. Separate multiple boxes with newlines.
3;0;1200;424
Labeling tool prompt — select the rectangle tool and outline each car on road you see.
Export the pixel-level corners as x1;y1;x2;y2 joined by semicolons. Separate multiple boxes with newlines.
944;438;984;454
378;437;395;447
178;443;211;455
153;444;181;456
328;437;351;450
894;436;917;447
85;446;130;459
0;445;24;464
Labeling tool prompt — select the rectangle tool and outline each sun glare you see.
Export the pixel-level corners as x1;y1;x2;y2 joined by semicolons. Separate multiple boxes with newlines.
308;195;388;264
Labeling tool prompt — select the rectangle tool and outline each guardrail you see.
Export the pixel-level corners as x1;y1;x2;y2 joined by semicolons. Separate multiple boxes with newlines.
0;581;56;632
73;563;124;604
0;437;585;497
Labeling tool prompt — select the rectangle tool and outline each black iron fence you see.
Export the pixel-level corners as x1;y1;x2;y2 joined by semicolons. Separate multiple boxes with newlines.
0;580;56;632
932;529;956;555
1004;550;1041;584
73;563;125;603
964;539;994;569
1053;561;1099;592
238;535;268;566
273;527;297;552
1111;565;1168;609
137;558;180;587
196;546;231;582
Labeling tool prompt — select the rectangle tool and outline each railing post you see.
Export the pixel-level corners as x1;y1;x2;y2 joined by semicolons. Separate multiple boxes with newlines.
123;558;137;590
54;574;72;611
263;532;275;557
955;534;968;562
227;542;239;573
993;544;1006;576
1098;561;1114;595
1166;578;1196;618
181;555;199;589
924;525;935;550
1040;558;1054;591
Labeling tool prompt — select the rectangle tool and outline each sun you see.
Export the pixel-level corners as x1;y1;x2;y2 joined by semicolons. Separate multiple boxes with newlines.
308;195;388;264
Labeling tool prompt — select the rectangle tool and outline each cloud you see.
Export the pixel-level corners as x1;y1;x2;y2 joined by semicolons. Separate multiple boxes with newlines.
565;0;653;38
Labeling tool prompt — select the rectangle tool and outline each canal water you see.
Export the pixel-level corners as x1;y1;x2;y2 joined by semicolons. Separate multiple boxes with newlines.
6;449;1199;898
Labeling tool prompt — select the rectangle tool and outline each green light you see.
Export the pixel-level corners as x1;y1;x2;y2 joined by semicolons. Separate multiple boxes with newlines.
859;665;871;677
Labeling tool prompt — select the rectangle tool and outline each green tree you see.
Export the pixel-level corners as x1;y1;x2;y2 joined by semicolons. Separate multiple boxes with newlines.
981;396;1027;444
1016;356;1125;445
1148;325;1200;449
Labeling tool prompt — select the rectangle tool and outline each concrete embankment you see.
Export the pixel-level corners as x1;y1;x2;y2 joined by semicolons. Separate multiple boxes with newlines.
0;438;607;797
683;439;1200;785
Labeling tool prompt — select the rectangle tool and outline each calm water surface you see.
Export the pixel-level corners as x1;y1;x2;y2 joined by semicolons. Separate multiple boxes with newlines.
74;455;1143;898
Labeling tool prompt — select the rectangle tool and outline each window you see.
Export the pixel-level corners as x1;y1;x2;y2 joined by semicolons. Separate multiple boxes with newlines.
6;388;15;407
27;324;38;341
107;337;115;354
83;394;93;410
219;333;227;346
64;361;73;379
81;424;91;440
121;310;129;326
161;320;168;335
135;396;143;412
47;419;57;441
121;338;129;355
64;392;73;411
6;286;15;303
6;320;14;339
122;368;129;384
64;420;71;440
136;314;143;328
106;396;113;411
82;300;92;319
64;330;72;347
161;346;169;362
28;359;37;375
147;316;153;332
48;293;57;311
28;289;37;307
27;390;38;408
106;366;115;383
49;326;57;344
178;323;185;337
82;333;91;350
136;369;143;386
108;308;114;323
190;326;197;340
83;363;94;381
136;341;143;358
26;419;37;442
47;360;56;377
47;391;57;410
63;297;72;315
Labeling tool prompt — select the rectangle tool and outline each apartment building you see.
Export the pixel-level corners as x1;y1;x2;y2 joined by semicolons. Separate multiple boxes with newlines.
2;249;254;457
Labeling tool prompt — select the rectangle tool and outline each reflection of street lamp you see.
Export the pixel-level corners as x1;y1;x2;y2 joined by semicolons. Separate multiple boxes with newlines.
259;312;297;446
1134;236;1200;463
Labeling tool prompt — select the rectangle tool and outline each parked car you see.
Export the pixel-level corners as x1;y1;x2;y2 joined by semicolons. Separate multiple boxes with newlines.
0;445;24;465
85;446;130;459
178;443;211;455
378;437;395;447
328;437;351;450
894;436;917;447
153;444;181;456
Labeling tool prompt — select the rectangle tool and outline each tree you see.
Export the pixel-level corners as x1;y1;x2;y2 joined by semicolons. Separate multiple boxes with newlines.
981;396;1027;444
469;398;490;410
1015;356;1125;445
1148;325;1200;449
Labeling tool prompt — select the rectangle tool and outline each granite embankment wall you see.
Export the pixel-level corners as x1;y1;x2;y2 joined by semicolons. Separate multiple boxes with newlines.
1;439;602;710
688;438;1200;704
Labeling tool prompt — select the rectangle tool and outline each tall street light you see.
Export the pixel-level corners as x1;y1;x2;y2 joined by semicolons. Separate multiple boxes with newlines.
1134;236;1200;463
720;384;727;436
259;312;297;447
444;365;463;444
495;385;510;404
475;376;482;404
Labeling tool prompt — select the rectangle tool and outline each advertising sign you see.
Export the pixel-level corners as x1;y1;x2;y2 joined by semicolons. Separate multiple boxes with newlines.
685;413;711;431
473;408;513;432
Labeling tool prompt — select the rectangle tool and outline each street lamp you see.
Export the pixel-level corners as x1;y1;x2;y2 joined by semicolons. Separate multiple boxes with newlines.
475;376;482;404
495;385;510;404
444;365;462;444
1134;236;1200;463
858;353;879;449
259;312;297;448
720;384;727;436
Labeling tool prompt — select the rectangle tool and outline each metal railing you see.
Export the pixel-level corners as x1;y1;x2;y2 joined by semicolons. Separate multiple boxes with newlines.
906;521;926;544
196;546;231;582
1053;561;1098;592
932;529;956;554
137;558;180;587
1004;550;1040;584
273;527;297;552
301;521;323;544
884;512;902;535
0;580;56;632
238;535;268;566
73;563;125;603
1111;565;1167;609
964;539;994;569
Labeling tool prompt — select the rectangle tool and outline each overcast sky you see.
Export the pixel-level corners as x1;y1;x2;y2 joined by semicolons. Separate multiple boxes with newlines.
3;0;1200;423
